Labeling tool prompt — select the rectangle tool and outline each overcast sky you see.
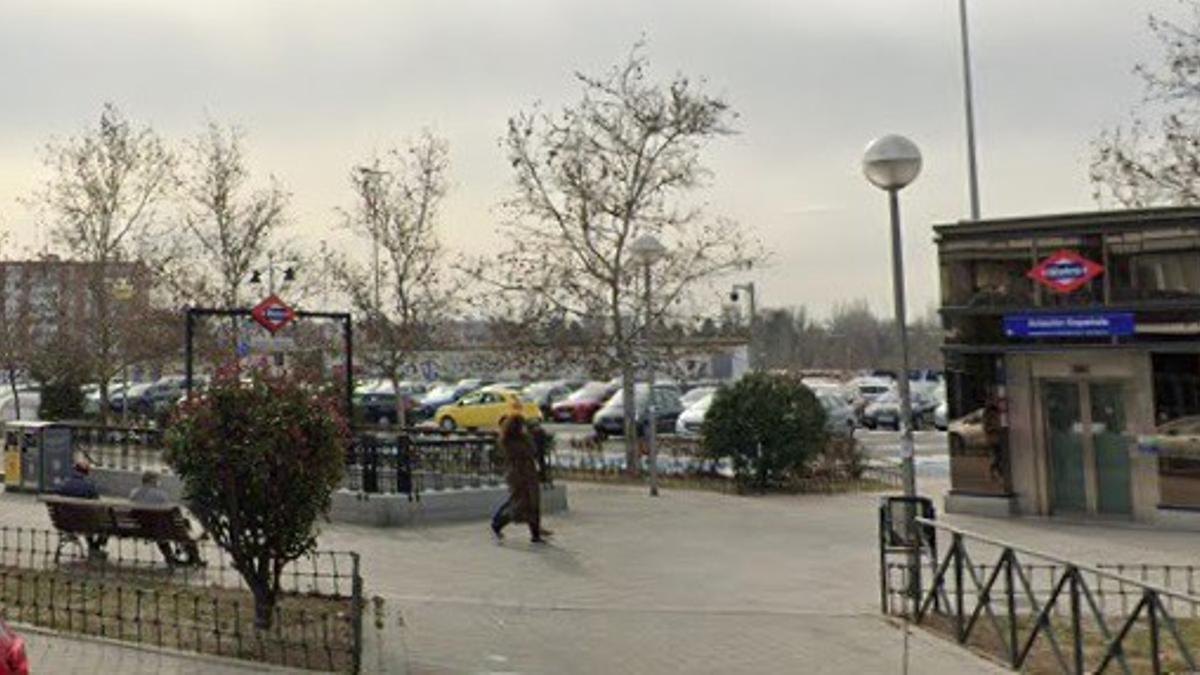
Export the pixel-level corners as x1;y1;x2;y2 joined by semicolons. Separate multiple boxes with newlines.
0;0;1185;318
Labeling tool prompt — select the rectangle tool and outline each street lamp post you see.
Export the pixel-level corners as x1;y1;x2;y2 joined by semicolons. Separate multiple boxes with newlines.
862;134;923;604
630;234;667;497
730;282;757;369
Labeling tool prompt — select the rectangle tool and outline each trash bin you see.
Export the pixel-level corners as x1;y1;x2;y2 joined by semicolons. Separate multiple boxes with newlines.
5;421;73;493
3;427;21;489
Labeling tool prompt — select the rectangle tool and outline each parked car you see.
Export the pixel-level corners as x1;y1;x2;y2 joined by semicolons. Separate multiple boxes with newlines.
680;386;717;410
434;389;542;431
818;392;857;436
412;382;475;421
862;388;938;430
521;380;575;418
110;381;156;415
934;400;949;431
0;388;40;422
675;391;714;438
551;381;618;423
592;384;684;438
0;618;28;675
355;380;426;425
140;376;193;416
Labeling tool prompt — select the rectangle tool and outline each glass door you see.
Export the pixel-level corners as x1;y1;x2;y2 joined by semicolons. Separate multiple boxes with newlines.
1044;382;1087;513
1090;383;1132;515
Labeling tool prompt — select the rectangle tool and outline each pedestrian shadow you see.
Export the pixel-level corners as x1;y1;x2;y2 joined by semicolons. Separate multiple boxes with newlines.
513;539;586;576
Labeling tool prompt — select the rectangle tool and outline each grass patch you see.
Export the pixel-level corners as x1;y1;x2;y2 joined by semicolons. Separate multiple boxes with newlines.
0;565;356;672
919;608;1200;673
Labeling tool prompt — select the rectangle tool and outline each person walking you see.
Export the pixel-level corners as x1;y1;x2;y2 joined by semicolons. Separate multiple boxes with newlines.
491;415;552;543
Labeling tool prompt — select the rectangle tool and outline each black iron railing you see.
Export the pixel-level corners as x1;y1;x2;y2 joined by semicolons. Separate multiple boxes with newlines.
0;523;361;672
69;424;166;474
878;498;1200;673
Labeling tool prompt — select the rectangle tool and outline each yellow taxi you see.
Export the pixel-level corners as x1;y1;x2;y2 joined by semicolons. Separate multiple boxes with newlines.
434;389;542;431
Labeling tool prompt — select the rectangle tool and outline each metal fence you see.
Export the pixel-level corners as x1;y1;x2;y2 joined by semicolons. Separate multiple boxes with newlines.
0;524;362;672
344;428;507;499
70;424;166;474
70;424;512;501
878;497;1200;673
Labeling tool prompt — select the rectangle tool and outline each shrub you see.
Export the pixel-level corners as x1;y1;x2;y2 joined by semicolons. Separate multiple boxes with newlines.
37;376;84;421
701;372;828;491
165;372;348;628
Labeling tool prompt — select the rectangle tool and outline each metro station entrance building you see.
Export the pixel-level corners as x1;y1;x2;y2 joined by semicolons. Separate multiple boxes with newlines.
937;207;1200;527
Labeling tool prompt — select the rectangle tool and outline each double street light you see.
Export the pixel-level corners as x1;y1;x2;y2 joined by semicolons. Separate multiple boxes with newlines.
630;233;667;497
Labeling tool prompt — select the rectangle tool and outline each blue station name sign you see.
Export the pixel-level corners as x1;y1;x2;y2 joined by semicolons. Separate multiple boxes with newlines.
1003;312;1135;338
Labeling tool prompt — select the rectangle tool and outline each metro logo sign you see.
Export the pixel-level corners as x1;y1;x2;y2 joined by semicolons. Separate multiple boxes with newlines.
251;294;295;334
1027;250;1104;294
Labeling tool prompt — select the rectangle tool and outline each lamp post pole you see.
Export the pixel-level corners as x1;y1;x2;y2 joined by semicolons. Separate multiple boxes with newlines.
959;0;981;220
644;260;659;497
732;282;757;369
629;234;667;498
863;134;923;608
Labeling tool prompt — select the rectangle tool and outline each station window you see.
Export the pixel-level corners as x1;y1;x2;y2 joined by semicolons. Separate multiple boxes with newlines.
1109;230;1200;302
944;352;1009;496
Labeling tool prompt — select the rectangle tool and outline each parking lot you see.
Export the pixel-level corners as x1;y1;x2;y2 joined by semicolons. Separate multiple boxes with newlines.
545;423;950;478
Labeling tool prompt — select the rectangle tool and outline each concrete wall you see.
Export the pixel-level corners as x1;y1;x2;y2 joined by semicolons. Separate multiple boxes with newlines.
329;484;568;527
92;467;568;528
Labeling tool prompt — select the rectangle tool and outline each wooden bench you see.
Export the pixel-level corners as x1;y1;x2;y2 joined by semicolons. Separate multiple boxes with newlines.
40;495;204;566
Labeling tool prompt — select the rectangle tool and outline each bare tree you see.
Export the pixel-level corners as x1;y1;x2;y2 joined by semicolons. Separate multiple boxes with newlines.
1093;3;1200;205
180;120;289;308
334;132;452;425
474;45;757;470
31;104;176;421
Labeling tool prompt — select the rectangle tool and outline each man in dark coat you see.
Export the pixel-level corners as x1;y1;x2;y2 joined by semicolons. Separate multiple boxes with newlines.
491;416;552;543
57;460;99;500
55;460;106;556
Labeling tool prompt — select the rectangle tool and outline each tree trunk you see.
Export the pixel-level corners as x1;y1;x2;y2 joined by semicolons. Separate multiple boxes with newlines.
251;581;277;630
8;367;20;421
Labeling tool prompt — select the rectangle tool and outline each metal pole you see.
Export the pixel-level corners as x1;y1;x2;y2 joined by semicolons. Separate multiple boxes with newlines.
959;0;981;220
888;190;916;497
645;261;659;497
185;309;194;399
747;282;757;370
888;188;919;607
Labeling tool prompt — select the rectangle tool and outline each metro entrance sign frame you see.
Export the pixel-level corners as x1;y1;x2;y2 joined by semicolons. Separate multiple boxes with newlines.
184;303;354;417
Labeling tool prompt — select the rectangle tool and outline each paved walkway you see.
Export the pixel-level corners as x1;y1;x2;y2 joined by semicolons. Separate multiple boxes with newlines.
6;477;1197;673
323;480;1005;673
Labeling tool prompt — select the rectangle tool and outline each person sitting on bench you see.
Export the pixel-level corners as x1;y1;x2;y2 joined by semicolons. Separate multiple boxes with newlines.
129;471;201;567
55;460;107;556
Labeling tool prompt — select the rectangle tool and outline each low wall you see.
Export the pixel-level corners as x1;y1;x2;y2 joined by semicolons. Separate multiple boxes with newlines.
330;484;569;527
92;467;568;528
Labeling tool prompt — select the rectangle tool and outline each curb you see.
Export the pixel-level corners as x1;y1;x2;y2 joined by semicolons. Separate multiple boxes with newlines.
9;620;309;673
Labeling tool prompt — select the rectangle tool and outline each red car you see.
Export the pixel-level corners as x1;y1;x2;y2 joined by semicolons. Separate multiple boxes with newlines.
551;382;617;423
0;620;28;675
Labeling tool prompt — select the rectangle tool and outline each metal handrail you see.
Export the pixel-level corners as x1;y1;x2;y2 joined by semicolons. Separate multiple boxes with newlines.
915;517;1200;606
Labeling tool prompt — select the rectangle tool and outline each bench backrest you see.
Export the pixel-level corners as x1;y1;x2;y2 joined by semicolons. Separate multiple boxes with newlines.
41;496;191;542
112;504;192;542
43;496;114;536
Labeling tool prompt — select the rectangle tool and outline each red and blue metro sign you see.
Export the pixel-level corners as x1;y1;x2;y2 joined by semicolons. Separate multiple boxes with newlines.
1026;250;1104;294
251;294;295;334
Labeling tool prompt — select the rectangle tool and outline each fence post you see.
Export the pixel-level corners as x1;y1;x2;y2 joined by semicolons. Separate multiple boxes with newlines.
953;532;965;643
1069;567;1083;675
878;503;889;614
1148;590;1161;675
1005;550;1018;668
351;552;364;674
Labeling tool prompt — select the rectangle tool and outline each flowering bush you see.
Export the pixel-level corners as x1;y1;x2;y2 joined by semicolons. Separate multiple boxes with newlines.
165;371;348;628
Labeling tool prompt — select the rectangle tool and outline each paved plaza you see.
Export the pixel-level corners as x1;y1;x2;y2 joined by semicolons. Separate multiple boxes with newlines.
3;476;1197;673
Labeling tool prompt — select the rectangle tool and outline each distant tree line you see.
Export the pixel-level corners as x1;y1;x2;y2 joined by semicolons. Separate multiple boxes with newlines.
752;300;944;373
